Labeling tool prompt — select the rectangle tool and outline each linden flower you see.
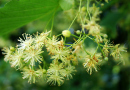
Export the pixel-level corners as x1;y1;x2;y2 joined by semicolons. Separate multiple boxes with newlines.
18;33;33;50
95;35;103;43
2;47;14;62
103;42;110;56
46;36;58;46
51;47;70;63
22;67;38;84
35;66;47;78
83;53;102;75
10;49;23;69
64;65;76;80
47;63;65;76
24;46;43;66
45;36;58;54
83;20;100;35
47;63;65;86
56;38;64;49
89;25;100;35
72;41;83;54
47;74;64;86
89;4;102;21
34;31;50;48
111;44;127;60
46;36;66;56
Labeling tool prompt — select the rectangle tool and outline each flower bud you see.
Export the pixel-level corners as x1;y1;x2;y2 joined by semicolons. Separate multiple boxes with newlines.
81;7;86;12
10;46;15;52
104;57;108;61
76;30;81;35
43;69;46;74
103;34;108;38
62;30;71;37
101;3;104;6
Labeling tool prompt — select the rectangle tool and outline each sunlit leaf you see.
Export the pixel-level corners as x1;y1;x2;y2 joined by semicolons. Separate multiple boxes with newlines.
0;0;59;35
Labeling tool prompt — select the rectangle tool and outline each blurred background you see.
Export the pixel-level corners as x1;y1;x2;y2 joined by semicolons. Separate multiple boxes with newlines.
0;0;130;90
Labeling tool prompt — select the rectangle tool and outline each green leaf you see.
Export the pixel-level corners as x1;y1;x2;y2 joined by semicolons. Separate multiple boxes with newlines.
59;0;74;10
0;0;59;35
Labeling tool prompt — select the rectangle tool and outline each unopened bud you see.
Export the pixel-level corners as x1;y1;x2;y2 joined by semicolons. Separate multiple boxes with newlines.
76;30;81;35
10;46;15;52
62;30;71;37
101;3;104;6
104;57;108;61
43;69;47;74
103;34;108;38
81;7;86;12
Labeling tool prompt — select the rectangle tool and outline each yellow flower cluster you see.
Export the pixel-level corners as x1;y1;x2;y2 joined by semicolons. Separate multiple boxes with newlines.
2;0;127;86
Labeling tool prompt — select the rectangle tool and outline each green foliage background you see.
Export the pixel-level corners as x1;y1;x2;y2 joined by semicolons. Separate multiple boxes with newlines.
0;0;130;90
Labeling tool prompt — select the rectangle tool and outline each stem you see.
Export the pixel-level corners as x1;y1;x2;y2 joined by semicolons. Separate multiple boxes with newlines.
79;0;82;38
67;0;86;31
44;6;58;35
99;43;115;50
87;36;95;41
68;13;79;30
71;34;79;38
65;44;73;45
50;8;57;37
83;35;89;42
83;45;91;55
79;0;85;34
64;37;66;44
87;0;91;20
56;34;62;37
99;44;105;57
50;16;54;37
43;17;52;32
92;44;99;57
